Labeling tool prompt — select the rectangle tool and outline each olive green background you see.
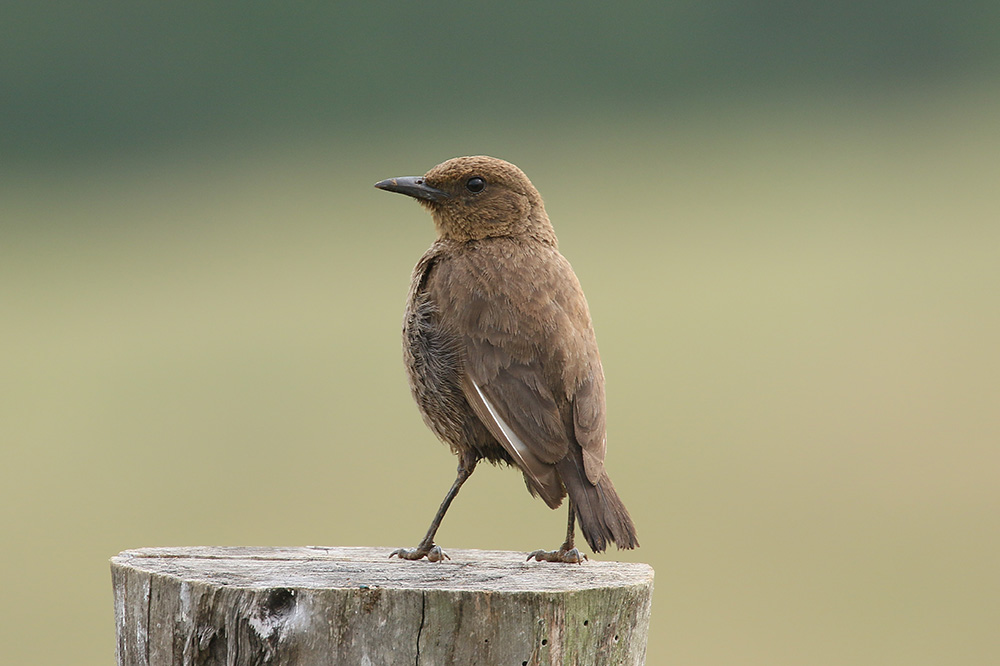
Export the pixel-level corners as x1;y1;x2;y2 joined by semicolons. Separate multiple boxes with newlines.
2;3;998;664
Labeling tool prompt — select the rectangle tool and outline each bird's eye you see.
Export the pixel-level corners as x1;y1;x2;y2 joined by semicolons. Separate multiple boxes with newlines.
466;177;486;193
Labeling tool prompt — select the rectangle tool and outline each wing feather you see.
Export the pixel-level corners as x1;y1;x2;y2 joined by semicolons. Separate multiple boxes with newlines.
461;374;563;507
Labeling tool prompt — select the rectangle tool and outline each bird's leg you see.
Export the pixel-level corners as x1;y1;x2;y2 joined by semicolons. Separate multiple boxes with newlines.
390;458;477;562
527;499;587;563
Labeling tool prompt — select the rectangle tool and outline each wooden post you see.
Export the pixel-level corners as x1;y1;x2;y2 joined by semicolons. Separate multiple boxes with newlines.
111;546;653;666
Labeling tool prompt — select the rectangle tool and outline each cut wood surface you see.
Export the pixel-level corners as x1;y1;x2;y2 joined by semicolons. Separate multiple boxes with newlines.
112;546;653;666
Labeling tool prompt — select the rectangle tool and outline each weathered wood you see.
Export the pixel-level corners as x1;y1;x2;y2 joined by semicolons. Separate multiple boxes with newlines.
111;546;653;666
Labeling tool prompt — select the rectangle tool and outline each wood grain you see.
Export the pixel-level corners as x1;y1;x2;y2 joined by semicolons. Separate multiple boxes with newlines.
111;546;653;665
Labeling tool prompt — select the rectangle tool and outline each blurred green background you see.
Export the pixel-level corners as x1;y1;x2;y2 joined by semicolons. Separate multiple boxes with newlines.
2;3;999;664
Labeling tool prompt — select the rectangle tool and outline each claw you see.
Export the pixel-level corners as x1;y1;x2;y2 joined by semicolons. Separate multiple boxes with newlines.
427;545;451;562
388;545;450;562
526;547;587;564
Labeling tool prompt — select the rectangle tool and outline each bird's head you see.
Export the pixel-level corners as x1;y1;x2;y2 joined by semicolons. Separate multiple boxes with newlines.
375;156;556;244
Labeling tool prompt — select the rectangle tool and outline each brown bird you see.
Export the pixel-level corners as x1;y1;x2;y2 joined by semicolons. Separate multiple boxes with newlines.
375;156;637;563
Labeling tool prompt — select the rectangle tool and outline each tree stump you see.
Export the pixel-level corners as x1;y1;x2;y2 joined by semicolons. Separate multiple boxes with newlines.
111;546;653;666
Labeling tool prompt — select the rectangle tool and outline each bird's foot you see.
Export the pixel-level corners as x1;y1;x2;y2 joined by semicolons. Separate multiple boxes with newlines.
389;544;450;562
526;547;587;564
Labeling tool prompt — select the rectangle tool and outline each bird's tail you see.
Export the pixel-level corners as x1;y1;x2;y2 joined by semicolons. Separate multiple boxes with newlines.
557;449;638;553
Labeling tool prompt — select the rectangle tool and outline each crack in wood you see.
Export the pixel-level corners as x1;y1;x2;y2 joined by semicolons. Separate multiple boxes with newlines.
415;591;426;666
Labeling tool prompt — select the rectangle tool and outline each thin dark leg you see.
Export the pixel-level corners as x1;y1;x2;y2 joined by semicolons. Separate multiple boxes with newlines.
390;459;477;562
561;501;576;551
527;499;587;563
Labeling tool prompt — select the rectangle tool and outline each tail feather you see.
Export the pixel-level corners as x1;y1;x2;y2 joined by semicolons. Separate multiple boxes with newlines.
557;449;638;552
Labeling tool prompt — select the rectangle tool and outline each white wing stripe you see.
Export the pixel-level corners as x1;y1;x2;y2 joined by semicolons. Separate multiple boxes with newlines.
472;381;531;462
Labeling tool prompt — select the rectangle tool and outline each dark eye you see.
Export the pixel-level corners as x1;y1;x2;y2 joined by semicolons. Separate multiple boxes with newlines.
466;176;486;193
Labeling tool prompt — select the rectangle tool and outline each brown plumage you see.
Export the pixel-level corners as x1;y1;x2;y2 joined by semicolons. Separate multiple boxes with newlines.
375;156;637;563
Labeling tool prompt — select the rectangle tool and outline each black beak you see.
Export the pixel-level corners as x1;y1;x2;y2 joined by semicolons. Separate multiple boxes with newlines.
374;176;450;202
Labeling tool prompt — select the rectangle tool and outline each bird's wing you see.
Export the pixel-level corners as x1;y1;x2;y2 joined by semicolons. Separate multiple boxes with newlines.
459;324;608;502
459;371;564;506
463;361;569;463
435;243;608;499
460;364;567;507
572;369;607;485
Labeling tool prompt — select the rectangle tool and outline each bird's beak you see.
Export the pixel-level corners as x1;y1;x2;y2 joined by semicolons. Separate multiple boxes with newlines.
374;176;450;202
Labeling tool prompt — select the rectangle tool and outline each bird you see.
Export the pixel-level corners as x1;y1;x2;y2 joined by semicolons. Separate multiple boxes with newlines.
374;156;637;563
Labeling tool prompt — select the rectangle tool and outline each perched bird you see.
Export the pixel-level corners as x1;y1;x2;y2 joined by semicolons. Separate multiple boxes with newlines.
375;156;637;563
